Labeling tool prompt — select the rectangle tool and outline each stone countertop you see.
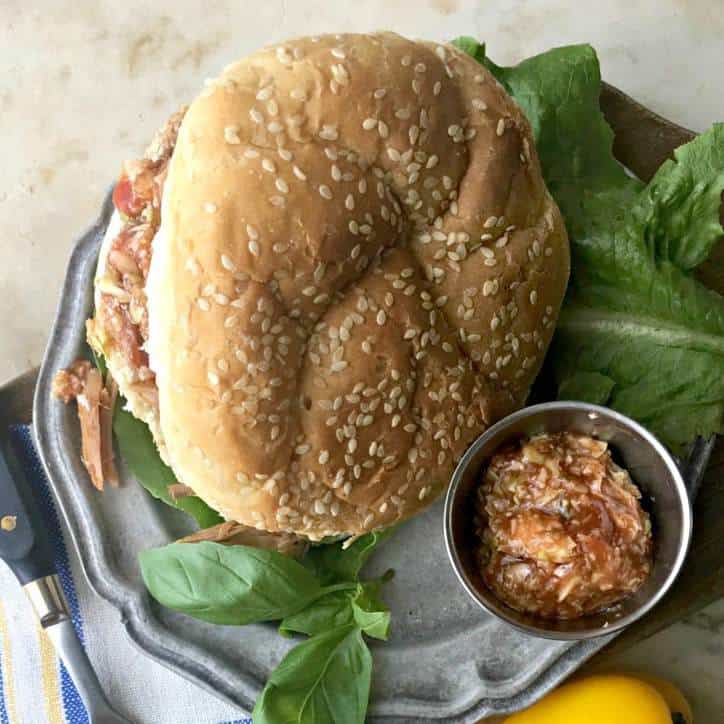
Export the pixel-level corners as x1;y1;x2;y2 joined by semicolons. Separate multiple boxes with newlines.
1;0;722;720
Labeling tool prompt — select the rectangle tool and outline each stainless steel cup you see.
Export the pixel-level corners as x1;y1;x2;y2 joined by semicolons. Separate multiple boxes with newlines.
443;401;693;640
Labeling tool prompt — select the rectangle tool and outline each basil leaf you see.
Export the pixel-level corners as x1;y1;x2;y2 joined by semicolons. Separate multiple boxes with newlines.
279;581;391;640
305;528;394;585
139;541;327;625
279;589;355;638
253;624;372;724
113;405;222;528
351;581;391;641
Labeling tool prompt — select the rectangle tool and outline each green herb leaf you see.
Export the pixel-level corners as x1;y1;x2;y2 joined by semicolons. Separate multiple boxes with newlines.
455;38;724;452
279;581;391;641
113;405;222;528
351;581;391;641
279;589;356;638
253;624;372;724
304;528;394;585
139;541;330;625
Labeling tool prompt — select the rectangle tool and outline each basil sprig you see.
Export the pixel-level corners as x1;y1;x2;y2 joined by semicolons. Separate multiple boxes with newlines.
140;533;392;723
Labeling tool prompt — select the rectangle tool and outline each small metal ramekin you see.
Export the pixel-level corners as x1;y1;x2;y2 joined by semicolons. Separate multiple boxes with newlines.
443;401;693;640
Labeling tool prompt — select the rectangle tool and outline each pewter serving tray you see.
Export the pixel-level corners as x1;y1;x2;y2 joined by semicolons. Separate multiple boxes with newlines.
33;86;714;721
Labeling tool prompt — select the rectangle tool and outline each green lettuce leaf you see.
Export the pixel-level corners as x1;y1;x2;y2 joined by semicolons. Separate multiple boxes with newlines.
113;405;222;528
455;39;724;452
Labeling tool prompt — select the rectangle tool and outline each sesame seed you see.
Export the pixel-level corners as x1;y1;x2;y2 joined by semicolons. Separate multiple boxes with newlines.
197;298;210;311
248;240;260;256
267;99;279;116
345;193;355;210
374;88;387;99
331;47;346;59
496;118;506;136
204;202;217;214
319;450;330;464
262;159;276;173
530;290;538;305
278;148;293;161
319;185;333;199
378;120;389;139
319;124;339;141
387;147;401;162
256;86;273;101
331;64;349;85
249;108;263;124
224;126;241;144
267;121;283;134
290;87;306;100
275;178;289;193
376;310;386;325
276;46;293;64
433;80;442;96
331;164;342;181
208;371;220;385
331;360;348;372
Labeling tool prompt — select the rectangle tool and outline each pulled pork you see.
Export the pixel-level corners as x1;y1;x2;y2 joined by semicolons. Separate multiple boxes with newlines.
179;521;308;559
52;361;119;490
97;107;186;385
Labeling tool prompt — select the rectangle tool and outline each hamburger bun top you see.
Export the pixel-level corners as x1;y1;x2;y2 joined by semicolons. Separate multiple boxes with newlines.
146;32;569;540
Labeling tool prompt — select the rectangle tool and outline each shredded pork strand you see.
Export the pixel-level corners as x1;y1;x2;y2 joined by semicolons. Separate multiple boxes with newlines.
52;361;119;490
167;483;196;500
178;521;308;558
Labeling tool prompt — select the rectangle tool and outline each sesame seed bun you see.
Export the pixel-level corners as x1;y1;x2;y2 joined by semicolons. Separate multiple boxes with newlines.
143;32;569;540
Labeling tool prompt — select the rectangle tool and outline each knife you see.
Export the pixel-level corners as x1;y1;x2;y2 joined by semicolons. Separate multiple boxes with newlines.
0;441;130;724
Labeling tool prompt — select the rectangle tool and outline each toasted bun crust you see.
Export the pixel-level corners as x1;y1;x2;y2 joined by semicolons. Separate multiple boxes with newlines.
148;32;569;539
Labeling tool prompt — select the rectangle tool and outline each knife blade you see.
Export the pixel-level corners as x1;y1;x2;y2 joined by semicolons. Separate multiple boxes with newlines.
0;441;130;724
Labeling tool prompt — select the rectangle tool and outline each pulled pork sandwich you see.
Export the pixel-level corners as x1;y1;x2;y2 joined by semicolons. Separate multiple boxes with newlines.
55;32;569;542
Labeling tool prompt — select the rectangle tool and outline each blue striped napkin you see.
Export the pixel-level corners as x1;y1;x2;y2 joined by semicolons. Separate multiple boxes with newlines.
1;426;251;724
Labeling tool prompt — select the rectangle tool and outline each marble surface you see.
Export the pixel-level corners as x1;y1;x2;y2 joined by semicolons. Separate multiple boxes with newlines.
0;0;722;719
